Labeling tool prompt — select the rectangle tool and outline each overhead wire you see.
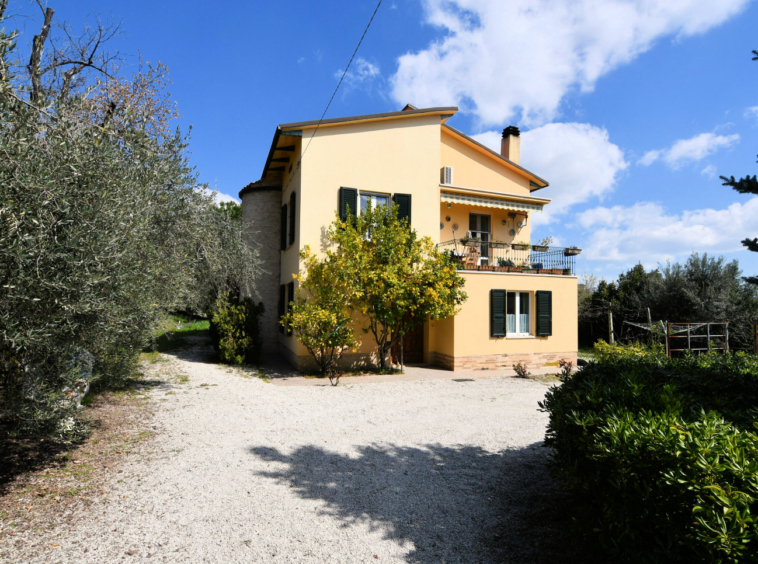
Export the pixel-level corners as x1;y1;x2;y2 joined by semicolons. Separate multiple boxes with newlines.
281;0;383;193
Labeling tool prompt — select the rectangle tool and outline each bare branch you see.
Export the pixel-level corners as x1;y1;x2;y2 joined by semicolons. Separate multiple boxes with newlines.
28;5;54;103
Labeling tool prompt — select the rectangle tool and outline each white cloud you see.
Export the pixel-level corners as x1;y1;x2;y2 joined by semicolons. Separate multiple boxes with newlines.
203;188;239;205
472;123;628;224
577;198;758;263
638;150;662;166
638;132;739;168
701;164;717;178
337;57;381;92
745;106;758;121
390;0;748;126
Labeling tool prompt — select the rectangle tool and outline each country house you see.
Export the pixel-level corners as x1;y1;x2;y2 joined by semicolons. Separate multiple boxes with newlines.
240;105;578;371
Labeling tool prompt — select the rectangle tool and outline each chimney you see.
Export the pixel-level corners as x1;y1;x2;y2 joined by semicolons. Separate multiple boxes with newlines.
501;126;521;164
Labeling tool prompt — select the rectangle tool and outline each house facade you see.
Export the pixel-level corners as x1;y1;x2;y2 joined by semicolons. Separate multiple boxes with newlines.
240;105;578;372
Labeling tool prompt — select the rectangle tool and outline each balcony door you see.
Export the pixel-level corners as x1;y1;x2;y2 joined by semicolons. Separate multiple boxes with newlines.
469;213;491;264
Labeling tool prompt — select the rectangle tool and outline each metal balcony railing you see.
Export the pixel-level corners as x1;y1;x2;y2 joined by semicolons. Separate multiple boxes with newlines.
436;239;580;275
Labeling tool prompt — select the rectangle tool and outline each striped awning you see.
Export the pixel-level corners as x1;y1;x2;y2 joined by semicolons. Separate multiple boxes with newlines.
441;192;543;213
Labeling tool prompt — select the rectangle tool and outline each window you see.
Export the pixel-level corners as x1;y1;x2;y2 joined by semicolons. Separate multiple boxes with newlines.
360;192;390;214
289;192;296;246
506;291;531;336
280;204;288;251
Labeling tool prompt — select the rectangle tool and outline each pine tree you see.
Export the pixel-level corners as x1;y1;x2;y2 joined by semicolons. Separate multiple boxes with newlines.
721;50;758;284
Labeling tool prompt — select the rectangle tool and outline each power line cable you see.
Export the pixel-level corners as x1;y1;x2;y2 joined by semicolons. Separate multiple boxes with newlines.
282;0;383;191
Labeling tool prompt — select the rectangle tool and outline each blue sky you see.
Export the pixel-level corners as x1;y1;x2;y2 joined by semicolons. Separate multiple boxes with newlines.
9;0;758;280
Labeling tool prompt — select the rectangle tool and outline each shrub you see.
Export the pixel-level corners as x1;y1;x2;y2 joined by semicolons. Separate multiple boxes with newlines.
208;292;264;365
281;247;357;377
541;352;758;562
592;339;664;362
513;362;530;378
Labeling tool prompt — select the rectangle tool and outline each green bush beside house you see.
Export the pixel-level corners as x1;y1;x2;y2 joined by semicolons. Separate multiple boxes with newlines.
541;345;758;563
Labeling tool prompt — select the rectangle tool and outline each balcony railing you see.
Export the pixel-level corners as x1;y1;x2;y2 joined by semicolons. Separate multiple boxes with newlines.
437;239;580;275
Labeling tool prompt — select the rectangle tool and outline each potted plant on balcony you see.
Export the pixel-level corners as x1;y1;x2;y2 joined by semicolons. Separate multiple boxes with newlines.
459;235;481;247
549;268;564;275
531;236;552;253
496;258;518;272
490;238;508;249
564;246;582;256
512;241;531;251
521;261;537;274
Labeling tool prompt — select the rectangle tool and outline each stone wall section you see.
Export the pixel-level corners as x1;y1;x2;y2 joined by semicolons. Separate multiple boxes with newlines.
241;188;281;355
430;351;576;372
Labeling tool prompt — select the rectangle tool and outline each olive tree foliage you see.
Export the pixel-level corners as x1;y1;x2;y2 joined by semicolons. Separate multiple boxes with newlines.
578;254;758;349
327;205;467;370
282;246;358;379
0;2;257;436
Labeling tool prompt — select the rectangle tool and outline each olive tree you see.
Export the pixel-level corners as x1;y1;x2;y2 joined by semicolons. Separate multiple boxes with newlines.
0;2;257;436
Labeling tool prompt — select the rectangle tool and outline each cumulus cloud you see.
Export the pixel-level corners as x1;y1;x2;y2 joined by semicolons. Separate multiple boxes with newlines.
336;57;381;92
472;123;627;224
390;0;747;126
638;132;739;168
701;164;717;178
577;198;758;263
203;188;239;205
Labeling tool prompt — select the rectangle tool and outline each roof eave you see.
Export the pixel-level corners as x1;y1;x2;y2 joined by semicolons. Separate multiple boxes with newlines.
279;106;459;131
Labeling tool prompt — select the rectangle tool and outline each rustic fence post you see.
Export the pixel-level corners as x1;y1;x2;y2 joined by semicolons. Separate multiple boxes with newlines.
608;310;615;344
666;321;670;357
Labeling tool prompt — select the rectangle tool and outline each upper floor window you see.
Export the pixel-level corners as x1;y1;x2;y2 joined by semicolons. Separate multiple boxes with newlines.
360;192;390;214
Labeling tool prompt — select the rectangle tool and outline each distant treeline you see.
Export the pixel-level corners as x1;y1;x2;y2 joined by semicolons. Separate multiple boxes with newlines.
579;253;758;350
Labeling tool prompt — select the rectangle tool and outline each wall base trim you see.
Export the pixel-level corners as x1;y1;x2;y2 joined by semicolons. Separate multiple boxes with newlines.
429;350;577;372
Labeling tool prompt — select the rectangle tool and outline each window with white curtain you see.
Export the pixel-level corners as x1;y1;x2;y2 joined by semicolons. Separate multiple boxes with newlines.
506;292;531;336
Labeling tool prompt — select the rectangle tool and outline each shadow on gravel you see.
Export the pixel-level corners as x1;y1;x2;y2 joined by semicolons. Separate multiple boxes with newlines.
250;442;601;564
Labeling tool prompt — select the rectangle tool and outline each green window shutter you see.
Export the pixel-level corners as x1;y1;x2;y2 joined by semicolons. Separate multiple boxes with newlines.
289;192;296;245
490;289;507;338
287;282;295;336
339;187;358;221
278;284;285;334
280;204;288;250
536;291;553;337
392;193;412;225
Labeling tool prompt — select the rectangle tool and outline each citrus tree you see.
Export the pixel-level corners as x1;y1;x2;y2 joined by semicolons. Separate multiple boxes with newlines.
282;246;357;377
328;205;467;370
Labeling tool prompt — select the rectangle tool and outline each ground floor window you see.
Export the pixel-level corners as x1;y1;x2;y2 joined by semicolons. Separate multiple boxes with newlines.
507;292;531;335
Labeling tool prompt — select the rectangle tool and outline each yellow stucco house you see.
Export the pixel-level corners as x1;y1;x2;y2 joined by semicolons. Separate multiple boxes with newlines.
240;105;578;372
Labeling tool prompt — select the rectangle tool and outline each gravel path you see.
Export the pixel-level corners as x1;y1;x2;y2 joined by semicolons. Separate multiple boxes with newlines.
13;347;565;564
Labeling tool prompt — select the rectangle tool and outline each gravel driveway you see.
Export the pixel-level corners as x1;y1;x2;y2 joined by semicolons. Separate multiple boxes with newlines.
13;347;570;564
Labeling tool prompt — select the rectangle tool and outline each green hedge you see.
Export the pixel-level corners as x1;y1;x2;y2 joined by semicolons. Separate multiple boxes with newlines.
208;292;264;365
541;349;758;563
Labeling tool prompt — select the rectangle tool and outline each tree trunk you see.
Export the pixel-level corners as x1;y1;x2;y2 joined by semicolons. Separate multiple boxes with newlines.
28;7;55;104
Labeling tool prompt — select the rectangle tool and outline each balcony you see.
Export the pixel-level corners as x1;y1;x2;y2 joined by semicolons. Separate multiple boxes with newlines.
437;239;580;275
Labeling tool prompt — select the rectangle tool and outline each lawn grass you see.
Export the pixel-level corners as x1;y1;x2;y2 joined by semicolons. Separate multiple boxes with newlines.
144;313;210;352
